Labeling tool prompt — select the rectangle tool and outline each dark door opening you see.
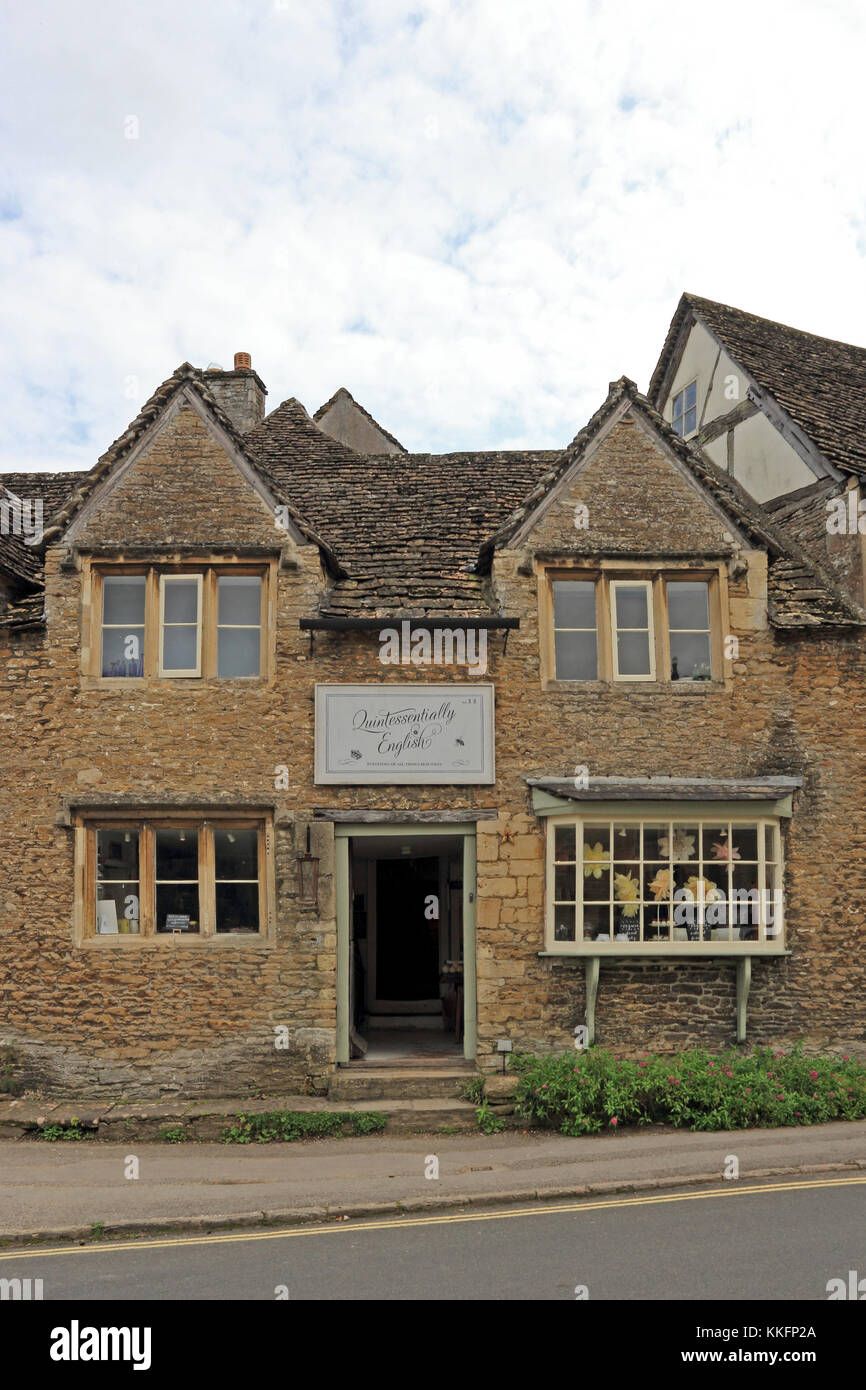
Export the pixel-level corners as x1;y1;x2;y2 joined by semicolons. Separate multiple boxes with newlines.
375;855;440;1001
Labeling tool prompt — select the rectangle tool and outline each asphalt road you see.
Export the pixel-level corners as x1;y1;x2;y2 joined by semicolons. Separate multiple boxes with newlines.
1;1176;863;1301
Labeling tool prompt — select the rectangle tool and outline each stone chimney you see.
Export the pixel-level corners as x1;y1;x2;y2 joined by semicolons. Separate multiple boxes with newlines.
204;352;267;434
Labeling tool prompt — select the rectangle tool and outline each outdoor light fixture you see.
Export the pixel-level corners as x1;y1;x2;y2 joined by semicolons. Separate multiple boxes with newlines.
296;824;319;905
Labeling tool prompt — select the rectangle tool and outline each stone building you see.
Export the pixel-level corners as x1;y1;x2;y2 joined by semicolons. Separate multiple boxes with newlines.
1;296;865;1099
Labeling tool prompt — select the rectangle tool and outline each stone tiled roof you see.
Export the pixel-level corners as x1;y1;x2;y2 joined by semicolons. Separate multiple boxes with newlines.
480;377;865;630
0;473;83;589
247;396;560;616
649;293;866;479
313;386;407;454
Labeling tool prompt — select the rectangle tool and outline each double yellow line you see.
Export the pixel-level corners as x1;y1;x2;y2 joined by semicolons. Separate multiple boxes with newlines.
1;1174;863;1261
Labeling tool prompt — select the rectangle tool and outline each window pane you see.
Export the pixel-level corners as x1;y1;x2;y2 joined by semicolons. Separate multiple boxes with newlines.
613;824;640;859
156;829;198;880
553;904;576;942
614;587;648;629
553;580;596;629
554;629;597;680
216;882;259;933
731;825;759;861
96;882;140;931
667;581;709;630
218;627;261;677
684;407;697;434
583;869;610;902
156;883;200;932
218;576;261;625
670;631;712;680
554;825;576;861
97;830;139;880
101;626;144;677
616;630;652;676
163;579;199;624
554;865;576;901
764;824;777;863
671;414;683;437
214;828;258;879
581;904;609;940
103;576;145;625
684;381;697;408
163;625;198;671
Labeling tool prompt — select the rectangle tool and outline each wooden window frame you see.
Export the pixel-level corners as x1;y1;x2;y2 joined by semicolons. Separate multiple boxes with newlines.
545;813;784;955
74;812;275;945
158;574;203;678
540;564;726;688
86;560;274;683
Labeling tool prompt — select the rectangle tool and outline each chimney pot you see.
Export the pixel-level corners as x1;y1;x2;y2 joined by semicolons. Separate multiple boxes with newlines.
234;351;252;370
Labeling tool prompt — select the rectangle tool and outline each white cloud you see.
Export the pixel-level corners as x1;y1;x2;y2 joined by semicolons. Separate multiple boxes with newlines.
1;0;865;470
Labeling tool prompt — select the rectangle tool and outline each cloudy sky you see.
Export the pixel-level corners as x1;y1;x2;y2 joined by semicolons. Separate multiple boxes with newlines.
2;0;865;473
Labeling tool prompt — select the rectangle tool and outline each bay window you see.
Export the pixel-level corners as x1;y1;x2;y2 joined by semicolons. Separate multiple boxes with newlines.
547;815;783;951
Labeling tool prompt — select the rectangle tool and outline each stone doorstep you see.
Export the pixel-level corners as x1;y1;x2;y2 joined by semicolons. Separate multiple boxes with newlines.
0;1093;481;1140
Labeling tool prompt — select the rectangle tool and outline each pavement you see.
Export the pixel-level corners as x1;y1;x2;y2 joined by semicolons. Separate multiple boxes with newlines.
1;1117;864;1246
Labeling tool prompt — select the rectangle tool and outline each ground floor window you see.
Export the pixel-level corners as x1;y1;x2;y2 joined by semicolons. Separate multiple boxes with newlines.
547;815;783;950
81;815;269;940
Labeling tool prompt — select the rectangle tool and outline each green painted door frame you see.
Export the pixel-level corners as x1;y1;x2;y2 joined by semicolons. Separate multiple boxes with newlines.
334;824;477;1065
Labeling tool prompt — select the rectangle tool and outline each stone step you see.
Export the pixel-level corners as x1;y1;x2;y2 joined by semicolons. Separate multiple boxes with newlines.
328;1068;478;1102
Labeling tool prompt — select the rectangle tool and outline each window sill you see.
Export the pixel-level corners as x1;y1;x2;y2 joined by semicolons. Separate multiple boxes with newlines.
78;934;274;949
543;679;727;694
80;677;272;692
540;944;789;958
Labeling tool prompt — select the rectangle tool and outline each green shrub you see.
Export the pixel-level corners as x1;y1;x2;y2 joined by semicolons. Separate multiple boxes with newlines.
461;1076;486;1105
221;1110;387;1143
159;1126;190;1143
476;1100;505;1134
38;1119;89;1142
511;1045;866;1135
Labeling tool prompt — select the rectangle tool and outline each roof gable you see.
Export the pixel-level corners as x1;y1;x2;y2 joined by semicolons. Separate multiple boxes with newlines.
314;387;406;455
650;293;866;479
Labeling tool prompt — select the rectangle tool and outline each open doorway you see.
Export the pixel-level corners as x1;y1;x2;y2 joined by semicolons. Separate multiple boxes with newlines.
341;829;475;1064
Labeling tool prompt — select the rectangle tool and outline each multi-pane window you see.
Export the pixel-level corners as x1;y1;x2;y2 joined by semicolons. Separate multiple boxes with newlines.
552;579;598;680
548;817;782;949
82;819;269;939
549;573;717;683
95;566;266;680
672;380;698;437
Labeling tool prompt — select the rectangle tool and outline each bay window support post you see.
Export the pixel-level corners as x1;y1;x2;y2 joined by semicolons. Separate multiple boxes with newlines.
584;955;600;1046
736;955;751;1044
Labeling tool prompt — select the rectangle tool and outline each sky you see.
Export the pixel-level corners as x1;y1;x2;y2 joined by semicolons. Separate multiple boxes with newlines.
1;0;866;473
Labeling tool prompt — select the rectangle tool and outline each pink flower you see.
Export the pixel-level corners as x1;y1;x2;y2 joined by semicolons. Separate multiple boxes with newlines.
829;1091;835;1097
708;1062;715;1070
809;1070;818;1080
777;1093;784;1100
610;1117;618;1126
745;1088;751;1095
669;1077;680;1085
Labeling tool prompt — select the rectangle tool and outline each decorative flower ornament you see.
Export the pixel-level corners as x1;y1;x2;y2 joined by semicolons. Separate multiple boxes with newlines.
711;840;741;861
614;871;641;917
583;842;608;879
660;830;696;860
685;875;725;904
648;868;671;901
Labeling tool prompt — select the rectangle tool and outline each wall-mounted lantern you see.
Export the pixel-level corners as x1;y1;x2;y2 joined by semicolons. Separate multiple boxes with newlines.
296;824;320;905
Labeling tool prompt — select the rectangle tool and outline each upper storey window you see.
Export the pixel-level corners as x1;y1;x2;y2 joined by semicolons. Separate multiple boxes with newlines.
671;380;698;437
547;570;720;686
92;565;267;681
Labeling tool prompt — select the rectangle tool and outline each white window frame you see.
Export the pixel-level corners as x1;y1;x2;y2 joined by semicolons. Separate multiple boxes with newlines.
672;379;698;438
216;575;263;679
610;579;655;682
158;574;203;678
545;813;785;955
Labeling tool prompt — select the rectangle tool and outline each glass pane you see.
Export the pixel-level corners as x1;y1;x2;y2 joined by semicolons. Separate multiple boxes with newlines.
554;825;576;862
704;826;733;863
764;863;782;940
643;824;669;860
733;882;759;938
581;904;608;941
613;870;641;923
163;625;198;671
218;627;261;678
617;630;652;677
216;882;259;933
554;629;597;680
764;824;777;863
95;883;140;932
613;824;640;859
643;864;672;902
156;883;200;932
684;381;697;408
614;903;641;941
670;631;712;681
101;626;144;678
97;830;139;880
102;576;145;625
583;869;610;902
553;904;576;942
218;576;261;626
684;406;697;434
554;865;576;901
163;579;199;624
731;825;759;861
614;586;648;629
156;829;198;880
583;824;610;856
215;828;258;880
667;581;709;630
671;415;683;437
553;580;596;630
